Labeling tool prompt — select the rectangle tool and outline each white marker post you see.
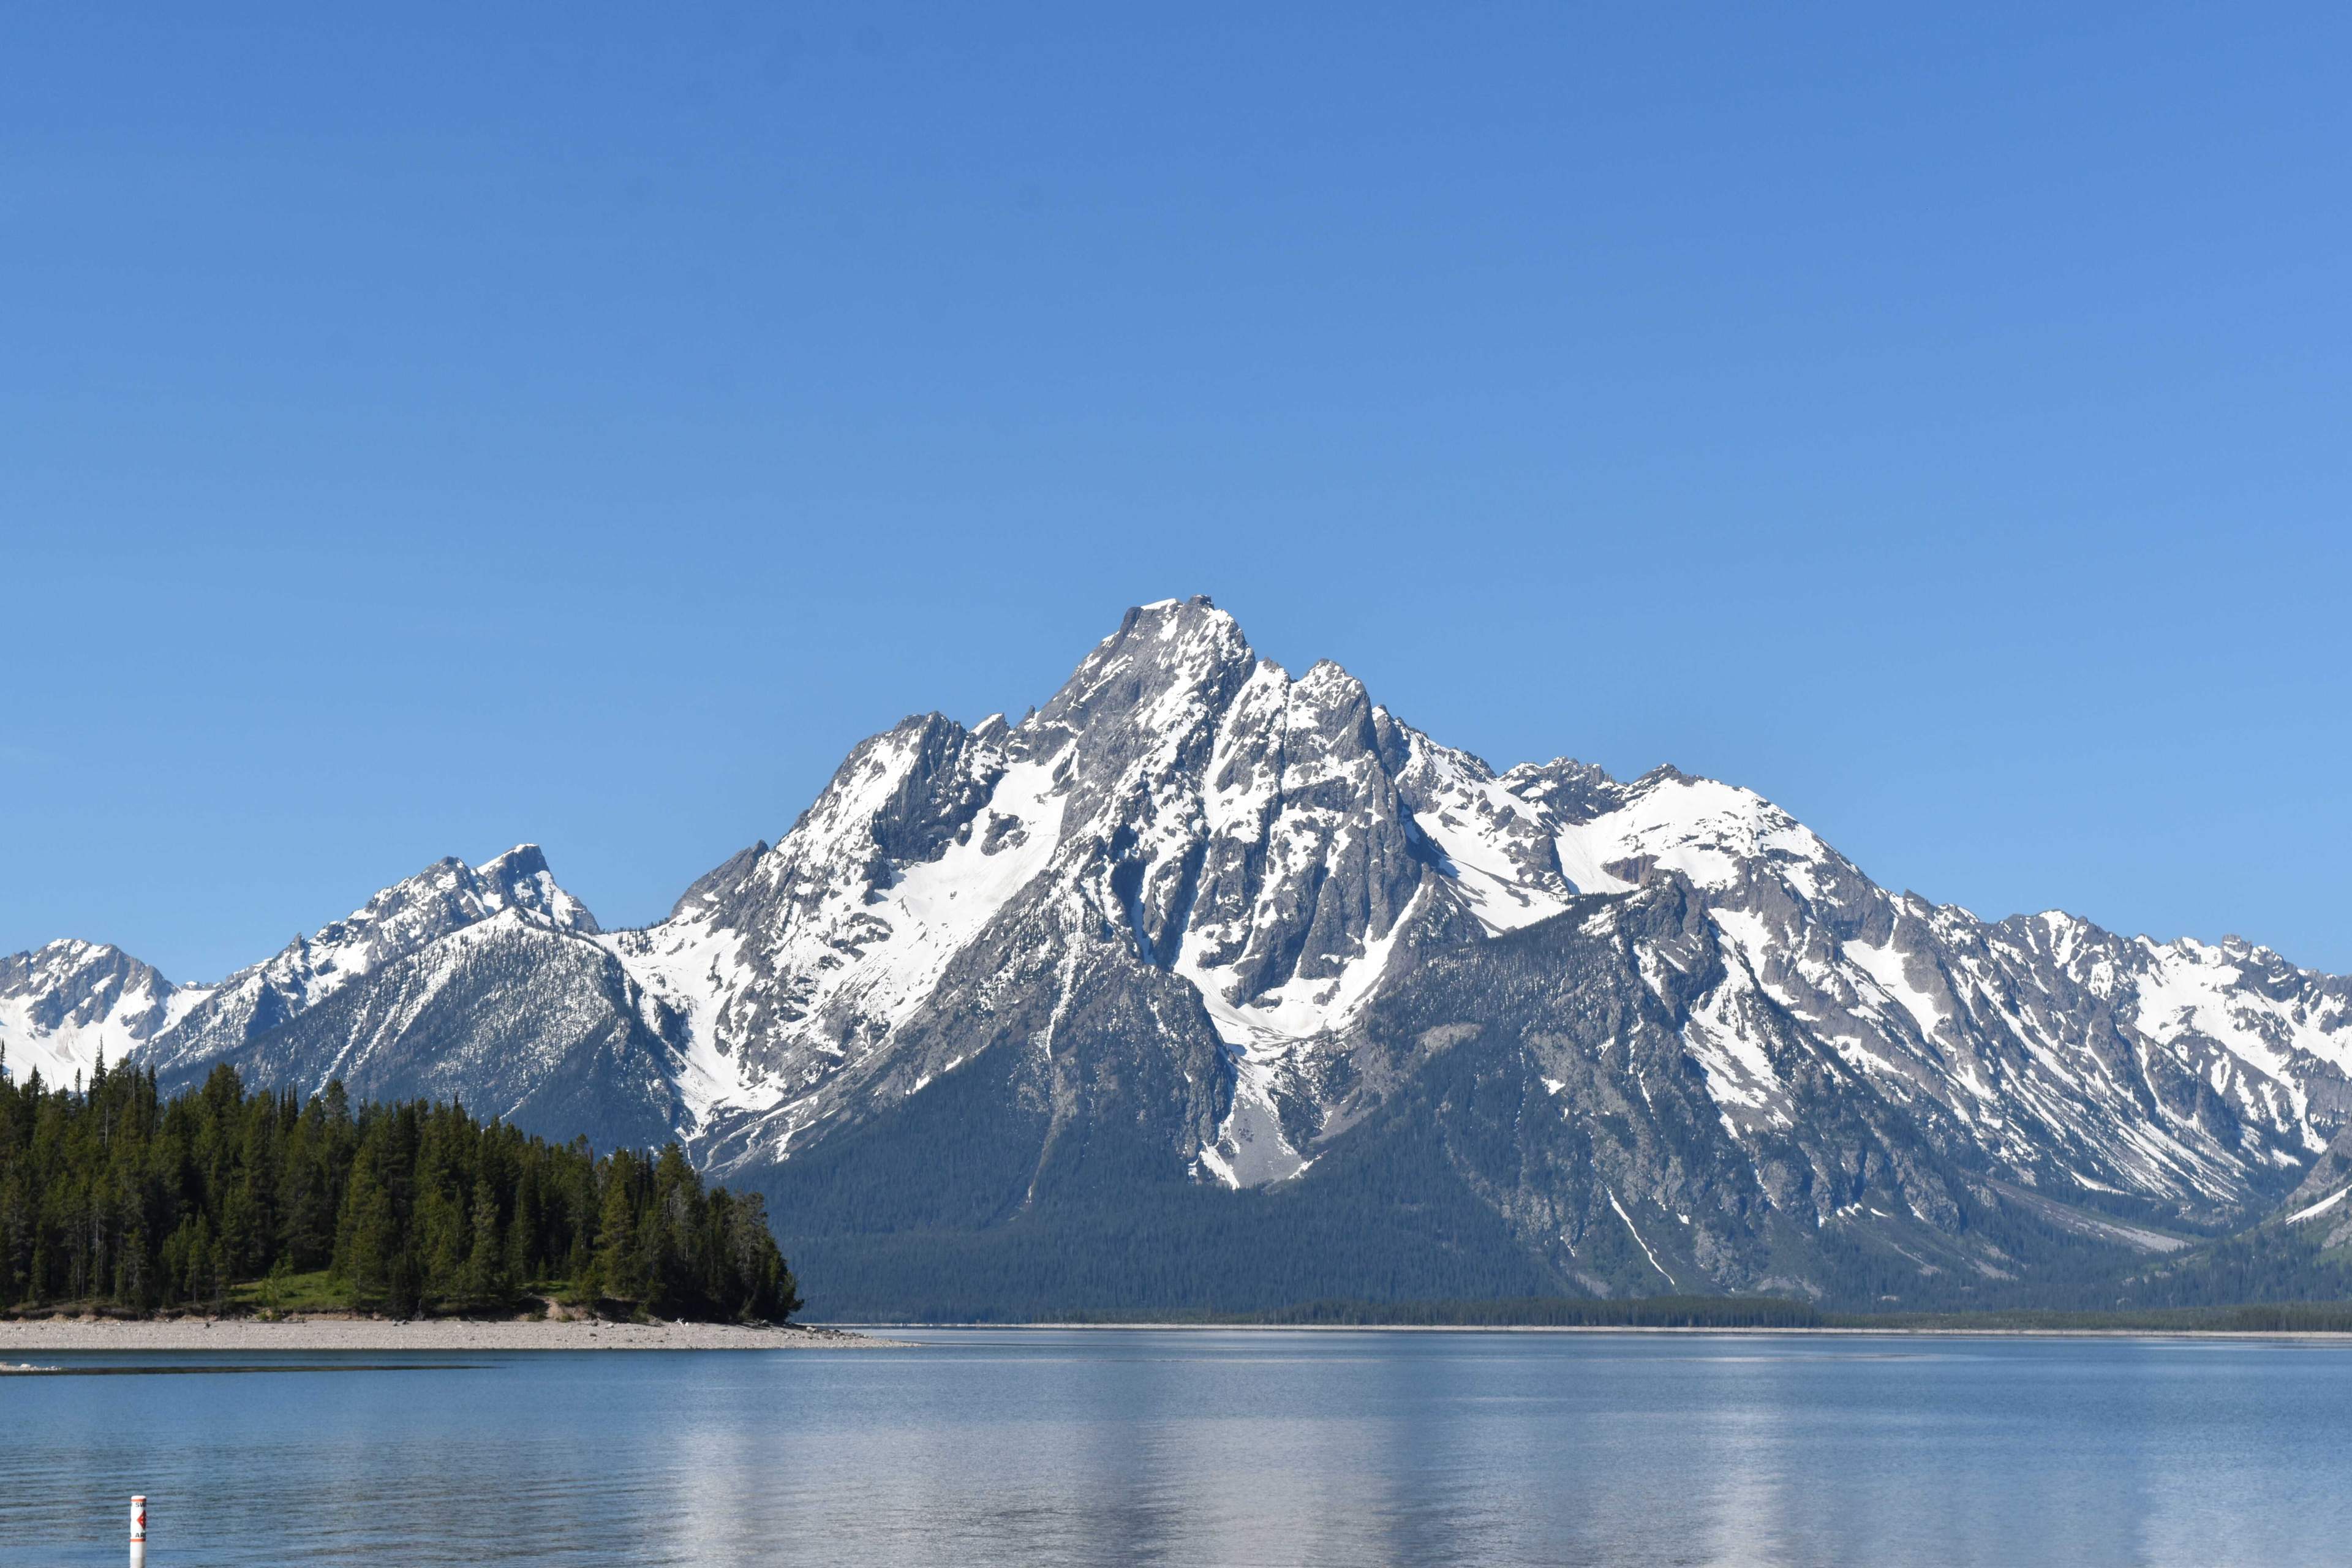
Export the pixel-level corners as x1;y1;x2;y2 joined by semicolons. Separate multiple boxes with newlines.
129;1494;146;1567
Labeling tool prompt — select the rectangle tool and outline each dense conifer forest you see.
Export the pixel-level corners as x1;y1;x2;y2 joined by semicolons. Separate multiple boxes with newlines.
0;1055;799;1321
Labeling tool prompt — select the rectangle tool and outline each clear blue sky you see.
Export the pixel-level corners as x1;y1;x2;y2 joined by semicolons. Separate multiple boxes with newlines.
5;3;2347;981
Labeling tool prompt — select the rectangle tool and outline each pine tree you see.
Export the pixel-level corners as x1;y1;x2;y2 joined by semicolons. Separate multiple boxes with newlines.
593;1153;644;1306
463;1176;507;1306
0;1065;802;1321
503;1169;539;1292
334;1152;397;1311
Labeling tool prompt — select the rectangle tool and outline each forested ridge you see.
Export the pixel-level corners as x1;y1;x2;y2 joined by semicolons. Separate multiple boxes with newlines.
0;1054;799;1321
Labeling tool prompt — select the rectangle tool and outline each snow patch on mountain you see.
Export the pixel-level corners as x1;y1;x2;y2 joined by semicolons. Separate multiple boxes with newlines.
1392;730;1572;934
2289;1185;2350;1224
2134;938;2352;1080
1176;880;1423;1054
877;759;1068;1020
1842;937;1951;1041
1553;772;1830;894
1199;1055;1307;1188
603;921;764;1126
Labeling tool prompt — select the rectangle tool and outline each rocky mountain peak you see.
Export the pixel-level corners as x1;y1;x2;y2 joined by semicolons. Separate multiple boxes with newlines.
0;938;184;1085
1025;597;1257;765
129;846;605;1080
476;843;600;933
21;596;2352;1315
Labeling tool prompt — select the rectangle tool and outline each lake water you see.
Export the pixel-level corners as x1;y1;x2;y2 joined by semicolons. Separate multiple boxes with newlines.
6;1329;2352;1566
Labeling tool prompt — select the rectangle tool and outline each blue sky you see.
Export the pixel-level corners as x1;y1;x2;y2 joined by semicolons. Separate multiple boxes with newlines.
5;3;2347;979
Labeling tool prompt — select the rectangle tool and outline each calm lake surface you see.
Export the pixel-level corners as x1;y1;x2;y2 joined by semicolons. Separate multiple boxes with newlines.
7;1329;2352;1566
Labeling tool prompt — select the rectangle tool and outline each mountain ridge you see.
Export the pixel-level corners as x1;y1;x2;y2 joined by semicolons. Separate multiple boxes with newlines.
6;596;2348;1314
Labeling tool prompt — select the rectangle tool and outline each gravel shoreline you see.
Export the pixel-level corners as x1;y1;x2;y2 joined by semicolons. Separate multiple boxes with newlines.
0;1316;906;1352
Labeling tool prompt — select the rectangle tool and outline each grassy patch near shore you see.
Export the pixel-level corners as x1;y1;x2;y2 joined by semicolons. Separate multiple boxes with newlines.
230;1269;347;1314
9;1273;573;1323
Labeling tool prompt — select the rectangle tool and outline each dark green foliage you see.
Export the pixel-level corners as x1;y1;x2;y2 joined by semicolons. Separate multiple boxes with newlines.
0;1055;800;1322
1820;1302;2352;1332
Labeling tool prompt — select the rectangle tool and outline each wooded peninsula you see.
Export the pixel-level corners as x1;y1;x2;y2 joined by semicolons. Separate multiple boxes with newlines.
0;1055;800;1322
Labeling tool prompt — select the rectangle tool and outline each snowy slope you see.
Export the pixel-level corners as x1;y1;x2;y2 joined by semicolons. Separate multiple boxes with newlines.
0;940;205;1085
12;595;2349;1306
138;843;600;1079
611;601;1540;1182
575;597;2352;1246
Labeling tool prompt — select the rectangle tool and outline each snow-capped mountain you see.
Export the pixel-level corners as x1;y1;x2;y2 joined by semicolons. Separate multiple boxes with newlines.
0;940;202;1086
617;600;2352;1204
601;597;2352;1308
9;597;2350;1312
135;843;602;1073
4;846;678;1148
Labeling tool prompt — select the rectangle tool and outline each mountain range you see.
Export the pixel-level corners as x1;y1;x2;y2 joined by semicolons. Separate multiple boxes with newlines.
8;597;2351;1317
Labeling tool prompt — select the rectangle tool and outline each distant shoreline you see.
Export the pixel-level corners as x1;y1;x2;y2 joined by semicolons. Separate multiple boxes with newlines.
14;1317;2350;1352
840;1321;2352;1340
0;1316;905;1352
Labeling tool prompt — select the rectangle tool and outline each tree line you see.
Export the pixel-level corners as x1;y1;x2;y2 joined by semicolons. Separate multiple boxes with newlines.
0;1054;799;1321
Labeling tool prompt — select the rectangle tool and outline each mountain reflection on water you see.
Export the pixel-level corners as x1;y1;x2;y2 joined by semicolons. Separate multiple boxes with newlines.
4;1329;2347;1567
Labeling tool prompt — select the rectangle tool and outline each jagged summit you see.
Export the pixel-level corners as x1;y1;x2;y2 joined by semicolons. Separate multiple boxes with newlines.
9;598;2351;1314
591;603;2352;1232
0;938;187;1085
7;845;616;1115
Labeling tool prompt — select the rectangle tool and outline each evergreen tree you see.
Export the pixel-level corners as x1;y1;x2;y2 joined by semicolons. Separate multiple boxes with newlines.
463;1175;506;1306
0;1064;799;1322
334;1150;397;1310
593;1153;646;1306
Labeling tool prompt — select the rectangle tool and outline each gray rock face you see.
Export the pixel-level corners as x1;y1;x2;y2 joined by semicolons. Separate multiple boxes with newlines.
1;846;660;1148
12;597;2352;1307
607;597;2352;1303
167;914;683;1152
137;843;600;1083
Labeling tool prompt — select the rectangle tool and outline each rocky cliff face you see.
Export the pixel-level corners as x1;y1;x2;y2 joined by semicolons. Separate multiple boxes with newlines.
9;597;2349;1310
598;598;2352;1306
137;843;600;1079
